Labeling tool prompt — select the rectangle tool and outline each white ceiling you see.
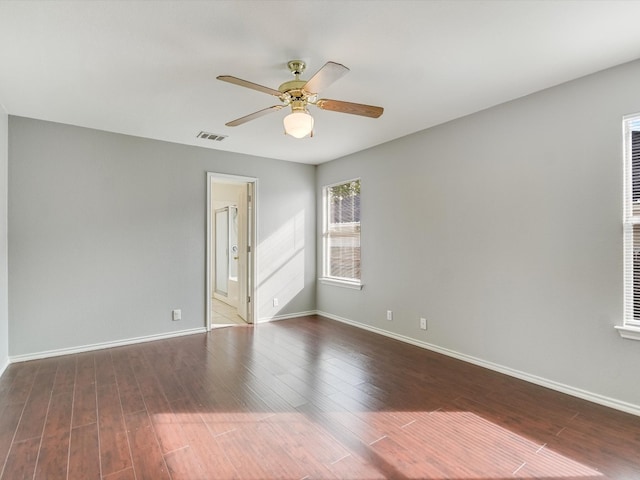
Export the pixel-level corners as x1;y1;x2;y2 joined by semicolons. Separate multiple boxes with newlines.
2;1;640;165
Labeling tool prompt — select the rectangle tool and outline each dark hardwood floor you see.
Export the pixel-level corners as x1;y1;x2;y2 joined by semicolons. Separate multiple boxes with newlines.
0;315;639;480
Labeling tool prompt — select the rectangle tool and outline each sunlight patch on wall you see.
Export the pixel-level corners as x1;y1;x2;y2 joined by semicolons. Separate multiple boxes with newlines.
257;210;305;318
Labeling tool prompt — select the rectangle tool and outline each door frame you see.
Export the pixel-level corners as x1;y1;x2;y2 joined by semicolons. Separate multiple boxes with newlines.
206;172;257;330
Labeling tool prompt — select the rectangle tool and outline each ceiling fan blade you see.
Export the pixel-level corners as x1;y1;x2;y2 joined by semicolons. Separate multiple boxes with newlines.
217;75;283;97
316;99;384;118
303;61;350;94
225;105;285;127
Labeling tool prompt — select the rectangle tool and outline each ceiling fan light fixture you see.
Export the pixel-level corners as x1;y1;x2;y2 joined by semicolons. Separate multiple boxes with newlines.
283;110;314;138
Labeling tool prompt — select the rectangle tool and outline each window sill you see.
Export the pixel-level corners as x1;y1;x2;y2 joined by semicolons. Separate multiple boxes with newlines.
615;325;640;341
318;277;364;290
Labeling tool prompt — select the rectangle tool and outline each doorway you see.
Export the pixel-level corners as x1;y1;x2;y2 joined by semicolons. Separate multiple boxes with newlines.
207;173;256;329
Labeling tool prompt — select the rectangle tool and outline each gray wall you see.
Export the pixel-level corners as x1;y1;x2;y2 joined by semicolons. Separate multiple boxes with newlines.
8;117;316;356
0;106;7;372
317;59;640;409
7;58;640;410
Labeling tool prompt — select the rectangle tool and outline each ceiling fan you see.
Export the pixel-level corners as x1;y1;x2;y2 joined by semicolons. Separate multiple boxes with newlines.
217;60;384;138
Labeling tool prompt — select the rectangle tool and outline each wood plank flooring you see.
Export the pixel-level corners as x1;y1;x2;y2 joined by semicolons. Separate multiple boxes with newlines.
1;315;639;479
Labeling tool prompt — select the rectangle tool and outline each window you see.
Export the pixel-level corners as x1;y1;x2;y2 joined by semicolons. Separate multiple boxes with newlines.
620;115;640;339
321;179;362;288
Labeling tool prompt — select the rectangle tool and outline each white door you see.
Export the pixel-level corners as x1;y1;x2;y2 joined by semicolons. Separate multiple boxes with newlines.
237;183;254;323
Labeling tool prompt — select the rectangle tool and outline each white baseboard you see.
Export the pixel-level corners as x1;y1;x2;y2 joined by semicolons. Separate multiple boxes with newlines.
257;310;317;324
318;310;640;418
9;327;208;364
0;357;9;378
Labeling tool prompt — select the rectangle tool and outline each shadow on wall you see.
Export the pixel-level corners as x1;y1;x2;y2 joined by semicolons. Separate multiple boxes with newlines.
258;210;305;320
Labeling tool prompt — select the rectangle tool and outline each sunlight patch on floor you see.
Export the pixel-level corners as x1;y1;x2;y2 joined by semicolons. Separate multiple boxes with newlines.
152;409;602;479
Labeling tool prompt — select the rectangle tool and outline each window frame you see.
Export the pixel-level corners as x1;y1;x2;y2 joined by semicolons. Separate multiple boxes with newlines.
618;115;640;340
319;178;363;290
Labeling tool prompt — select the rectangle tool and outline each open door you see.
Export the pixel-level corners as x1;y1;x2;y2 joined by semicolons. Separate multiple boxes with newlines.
237;183;253;323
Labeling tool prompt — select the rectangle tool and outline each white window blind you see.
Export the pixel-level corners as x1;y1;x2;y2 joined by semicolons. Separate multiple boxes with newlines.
323;179;361;283
623;117;640;329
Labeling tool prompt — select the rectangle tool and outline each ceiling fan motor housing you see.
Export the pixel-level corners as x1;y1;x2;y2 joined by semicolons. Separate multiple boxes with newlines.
289;99;308;113
278;81;306;96
279;60;312;104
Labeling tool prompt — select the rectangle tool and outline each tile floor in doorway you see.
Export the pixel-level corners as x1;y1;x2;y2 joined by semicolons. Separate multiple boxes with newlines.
211;298;248;327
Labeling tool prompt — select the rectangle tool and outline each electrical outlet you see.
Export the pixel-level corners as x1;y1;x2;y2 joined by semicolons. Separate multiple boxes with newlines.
386;310;393;321
420;317;427;330
172;309;181;321
273;298;279;307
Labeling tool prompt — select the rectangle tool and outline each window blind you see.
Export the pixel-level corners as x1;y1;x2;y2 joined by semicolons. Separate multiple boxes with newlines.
623;121;640;327
633;131;640;203
325;180;361;281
